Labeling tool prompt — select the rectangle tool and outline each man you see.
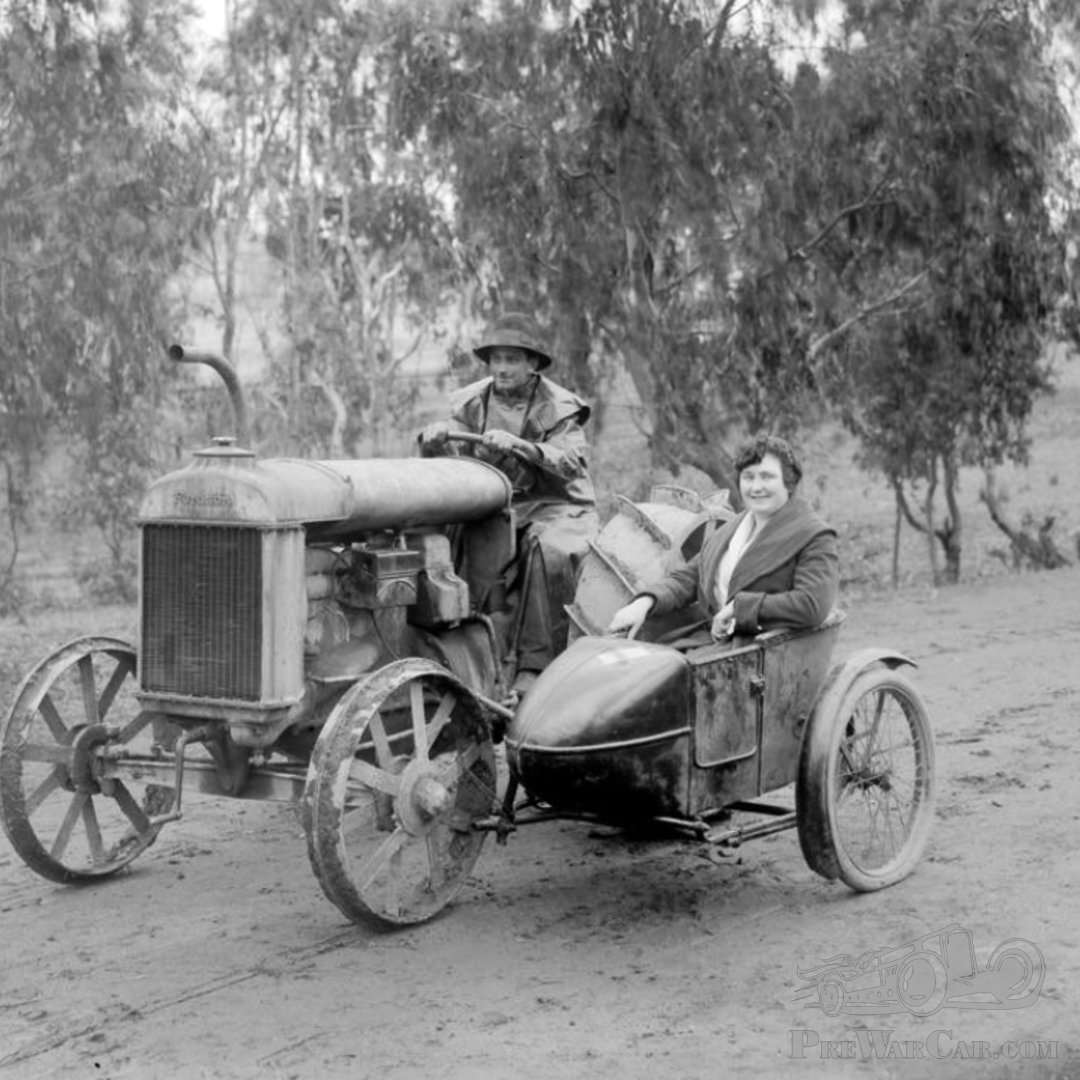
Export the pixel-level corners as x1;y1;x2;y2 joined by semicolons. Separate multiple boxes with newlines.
420;312;599;698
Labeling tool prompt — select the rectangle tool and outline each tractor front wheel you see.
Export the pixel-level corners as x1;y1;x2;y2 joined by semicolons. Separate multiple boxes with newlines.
0;637;177;883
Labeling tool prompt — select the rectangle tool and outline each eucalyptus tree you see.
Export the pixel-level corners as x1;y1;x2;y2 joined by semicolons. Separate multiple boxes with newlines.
803;0;1076;582
201;0;463;458
385;0;1077;581
0;0;209;606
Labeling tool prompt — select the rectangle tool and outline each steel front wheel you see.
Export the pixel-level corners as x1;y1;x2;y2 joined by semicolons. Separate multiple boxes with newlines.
0;637;177;883
797;666;935;891
303;660;497;928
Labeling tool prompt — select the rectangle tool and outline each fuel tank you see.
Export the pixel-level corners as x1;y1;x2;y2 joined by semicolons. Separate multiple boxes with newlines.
138;440;512;536
506;636;694;820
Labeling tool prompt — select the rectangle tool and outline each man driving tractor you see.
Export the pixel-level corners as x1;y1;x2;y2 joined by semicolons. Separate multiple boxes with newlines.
419;312;599;700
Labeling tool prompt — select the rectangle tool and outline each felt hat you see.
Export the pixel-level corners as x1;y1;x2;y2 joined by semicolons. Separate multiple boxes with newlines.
473;312;553;371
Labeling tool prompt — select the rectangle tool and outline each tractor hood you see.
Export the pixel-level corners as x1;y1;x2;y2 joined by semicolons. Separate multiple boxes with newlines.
138;440;512;535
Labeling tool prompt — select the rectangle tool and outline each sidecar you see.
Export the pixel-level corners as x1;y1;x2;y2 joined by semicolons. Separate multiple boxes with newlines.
506;598;936;893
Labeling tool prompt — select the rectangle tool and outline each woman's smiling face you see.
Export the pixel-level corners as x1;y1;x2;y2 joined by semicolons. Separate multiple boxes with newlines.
739;452;791;519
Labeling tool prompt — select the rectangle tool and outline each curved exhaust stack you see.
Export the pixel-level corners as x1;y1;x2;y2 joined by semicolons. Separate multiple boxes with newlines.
167;344;251;449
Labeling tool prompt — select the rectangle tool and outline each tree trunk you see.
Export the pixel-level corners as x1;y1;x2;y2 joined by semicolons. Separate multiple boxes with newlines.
980;467;1071;570
938;452;962;584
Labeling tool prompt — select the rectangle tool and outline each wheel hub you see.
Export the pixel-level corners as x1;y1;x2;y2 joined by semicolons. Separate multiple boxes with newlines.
396;758;455;836
69;724;117;794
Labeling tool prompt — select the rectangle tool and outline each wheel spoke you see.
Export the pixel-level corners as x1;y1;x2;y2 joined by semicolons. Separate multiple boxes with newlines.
77;655;99;725
50;792;87;860
865;691;886;756
111;780;152;834
21;743;73;764
26;768;65;815
409;680;429;763
81;798;105;865
98;654;135;720
356;826;409;893
117;709;157;745
365;707;395;771
37;693;70;744
348;756;400;797
447;744;497;806
426;692;457;754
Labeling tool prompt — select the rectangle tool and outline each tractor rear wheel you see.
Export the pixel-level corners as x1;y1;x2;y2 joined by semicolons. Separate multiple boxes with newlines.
303;659;497;928
0;637;177;882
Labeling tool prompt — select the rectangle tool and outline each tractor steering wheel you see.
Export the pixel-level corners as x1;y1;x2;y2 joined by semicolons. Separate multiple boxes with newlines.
444;431;533;462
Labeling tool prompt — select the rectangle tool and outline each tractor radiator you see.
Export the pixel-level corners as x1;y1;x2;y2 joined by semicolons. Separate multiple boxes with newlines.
139;524;305;707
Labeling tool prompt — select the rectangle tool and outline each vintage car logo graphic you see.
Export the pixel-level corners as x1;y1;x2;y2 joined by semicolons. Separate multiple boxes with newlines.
793;923;1044;1016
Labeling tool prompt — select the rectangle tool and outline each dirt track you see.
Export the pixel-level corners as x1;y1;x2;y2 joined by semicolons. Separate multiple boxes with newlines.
2;568;1079;1080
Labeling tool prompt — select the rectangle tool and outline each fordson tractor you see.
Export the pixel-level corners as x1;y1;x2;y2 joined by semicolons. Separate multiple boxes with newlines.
1;346;936;929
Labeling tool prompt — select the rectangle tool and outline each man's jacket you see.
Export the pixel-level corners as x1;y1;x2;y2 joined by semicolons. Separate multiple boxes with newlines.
447;375;596;510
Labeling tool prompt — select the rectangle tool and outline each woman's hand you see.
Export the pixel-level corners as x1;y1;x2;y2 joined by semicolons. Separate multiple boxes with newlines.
606;596;655;640
711;601;735;640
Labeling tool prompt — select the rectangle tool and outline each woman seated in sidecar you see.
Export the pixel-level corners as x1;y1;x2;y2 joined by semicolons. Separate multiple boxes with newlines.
607;433;839;643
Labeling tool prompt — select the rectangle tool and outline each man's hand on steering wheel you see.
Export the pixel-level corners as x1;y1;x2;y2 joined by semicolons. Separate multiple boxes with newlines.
482;429;538;460
418;421;451;453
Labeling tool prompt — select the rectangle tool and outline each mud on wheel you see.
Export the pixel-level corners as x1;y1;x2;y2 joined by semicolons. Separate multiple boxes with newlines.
797;663;935;891
0;637;177;883
302;659;497;928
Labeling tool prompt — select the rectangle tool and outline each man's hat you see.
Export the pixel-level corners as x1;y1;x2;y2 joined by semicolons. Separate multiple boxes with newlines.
473;312;553;371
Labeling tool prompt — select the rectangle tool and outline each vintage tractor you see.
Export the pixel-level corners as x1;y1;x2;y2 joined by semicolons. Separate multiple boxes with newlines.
1;346;936;929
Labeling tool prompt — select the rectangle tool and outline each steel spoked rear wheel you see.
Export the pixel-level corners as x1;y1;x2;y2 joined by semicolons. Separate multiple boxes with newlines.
798;667;935;891
0;637;176;883
303;660;496;928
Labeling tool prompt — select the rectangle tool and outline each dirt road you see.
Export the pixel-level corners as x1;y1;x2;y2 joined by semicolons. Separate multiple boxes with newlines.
2;568;1078;1080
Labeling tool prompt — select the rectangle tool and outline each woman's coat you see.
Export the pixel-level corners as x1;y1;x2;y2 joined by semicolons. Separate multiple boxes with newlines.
641;496;839;636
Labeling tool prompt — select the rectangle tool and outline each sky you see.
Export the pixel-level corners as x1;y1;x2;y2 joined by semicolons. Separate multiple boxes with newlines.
192;0;226;46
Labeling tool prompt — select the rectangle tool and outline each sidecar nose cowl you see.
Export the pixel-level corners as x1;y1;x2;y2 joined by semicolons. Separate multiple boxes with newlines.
506;636;692;819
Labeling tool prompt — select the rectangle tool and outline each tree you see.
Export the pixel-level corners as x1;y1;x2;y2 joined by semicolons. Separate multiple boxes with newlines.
385;0;787;491
0;0;211;605
198;0;463;459
385;0;1077;580
805;0;1074;582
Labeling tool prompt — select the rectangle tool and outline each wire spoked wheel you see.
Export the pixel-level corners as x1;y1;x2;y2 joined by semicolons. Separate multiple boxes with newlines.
0;637;176;883
798;666;935;891
303;659;497;928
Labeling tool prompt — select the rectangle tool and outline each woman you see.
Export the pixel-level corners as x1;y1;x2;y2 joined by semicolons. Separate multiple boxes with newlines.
607;434;838;641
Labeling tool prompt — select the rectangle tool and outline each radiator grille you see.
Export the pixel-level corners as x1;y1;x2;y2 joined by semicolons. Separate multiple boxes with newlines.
141;524;263;701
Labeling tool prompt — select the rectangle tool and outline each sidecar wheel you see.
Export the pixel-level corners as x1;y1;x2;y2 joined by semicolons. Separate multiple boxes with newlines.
797;666;935;891
303;660;496;928
0;637;176;883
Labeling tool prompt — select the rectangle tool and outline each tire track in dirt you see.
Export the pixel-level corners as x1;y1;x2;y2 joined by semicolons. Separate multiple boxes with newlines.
0;925;362;1070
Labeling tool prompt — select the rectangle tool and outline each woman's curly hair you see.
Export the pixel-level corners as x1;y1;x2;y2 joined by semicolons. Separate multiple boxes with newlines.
734;433;803;494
